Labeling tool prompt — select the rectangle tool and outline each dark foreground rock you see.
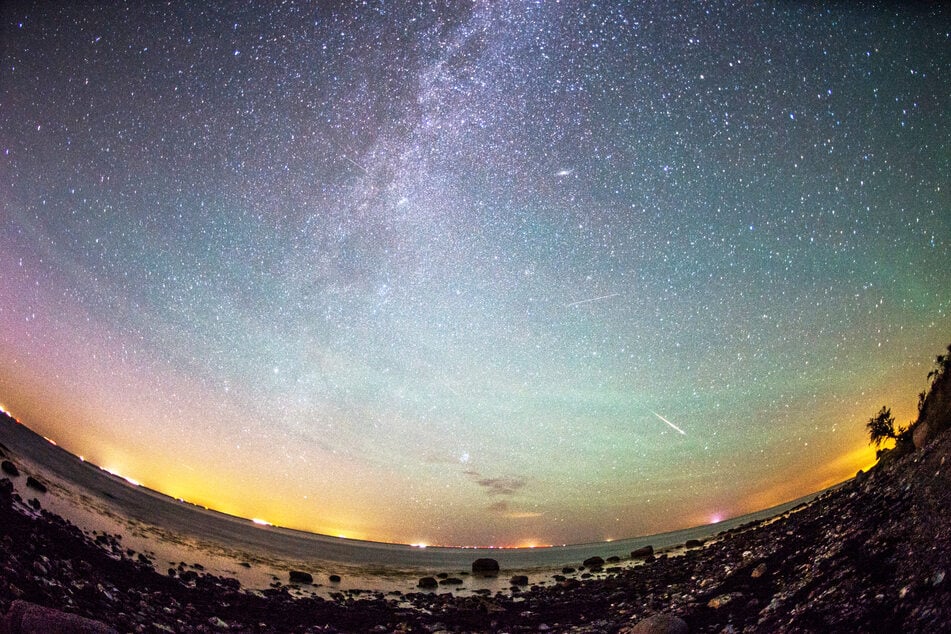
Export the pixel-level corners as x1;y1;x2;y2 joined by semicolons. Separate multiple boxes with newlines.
0;415;950;632
288;570;313;584
621;613;688;634
24;477;46;494
2;600;118;634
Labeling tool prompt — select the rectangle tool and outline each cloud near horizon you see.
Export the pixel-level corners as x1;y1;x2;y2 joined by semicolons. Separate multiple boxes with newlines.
474;475;528;496
487;500;544;519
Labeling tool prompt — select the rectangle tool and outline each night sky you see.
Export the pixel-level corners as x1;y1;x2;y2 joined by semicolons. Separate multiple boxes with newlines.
1;2;949;547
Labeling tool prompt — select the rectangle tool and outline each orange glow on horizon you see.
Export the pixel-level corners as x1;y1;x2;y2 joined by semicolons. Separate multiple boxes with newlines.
100;467;142;487
742;442;880;516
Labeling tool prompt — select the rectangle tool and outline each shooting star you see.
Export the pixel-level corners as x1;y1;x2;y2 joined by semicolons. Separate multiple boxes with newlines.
566;292;620;308
650;410;687;436
340;153;369;175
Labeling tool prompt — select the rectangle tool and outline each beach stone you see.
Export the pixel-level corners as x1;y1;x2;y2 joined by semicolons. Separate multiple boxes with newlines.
708;592;743;609
583;556;605;569
179;570;198;583
607;555;621;563
751;563;768;579
3;599;119;634
439;577;463;585
329;574;341;583
417;577;438;589
288;570;313;584
621;613;688;634
472;558;500;575
1;460;18;477
685;539;704;549
25;477;46;493
631;545;654;559
510;575;529;586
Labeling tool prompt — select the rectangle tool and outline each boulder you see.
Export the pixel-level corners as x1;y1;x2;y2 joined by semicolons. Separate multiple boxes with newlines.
913;421;931;450
25;477;46;493
621;613;688;634
288;570;313;584
685;539;704;549
3;600;119;634
328;574;341;583
471;558;500;575
510;575;529;586
582;556;605;569
606;555;621;563
1;460;19;477
631;545;654;559
439;577;463;585
417;576;438;589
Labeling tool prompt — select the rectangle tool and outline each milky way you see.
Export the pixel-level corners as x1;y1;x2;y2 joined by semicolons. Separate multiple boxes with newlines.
1;2;949;546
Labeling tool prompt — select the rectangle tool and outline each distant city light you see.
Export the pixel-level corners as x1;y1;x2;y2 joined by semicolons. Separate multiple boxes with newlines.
101;467;141;487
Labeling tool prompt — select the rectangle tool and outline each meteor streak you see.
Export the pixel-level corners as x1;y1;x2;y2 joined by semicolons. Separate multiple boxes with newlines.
566;292;620;308
651;410;687;435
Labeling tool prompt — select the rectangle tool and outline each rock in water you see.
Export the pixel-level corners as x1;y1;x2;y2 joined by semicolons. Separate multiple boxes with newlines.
631;545;654;559
582;556;605;569
3;600;119;634
288;570;313;584
25;477;47;493
417;577;438;589
1;460;19;477
510;575;529;586
471;558;500;575
328;574;341;583
685;539;704;549
621;613;689;634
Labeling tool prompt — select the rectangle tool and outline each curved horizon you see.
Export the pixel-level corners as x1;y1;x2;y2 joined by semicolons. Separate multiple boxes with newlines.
1;2;948;546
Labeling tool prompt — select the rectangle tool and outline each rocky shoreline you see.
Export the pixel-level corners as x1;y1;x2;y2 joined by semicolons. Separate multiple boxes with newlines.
0;420;948;633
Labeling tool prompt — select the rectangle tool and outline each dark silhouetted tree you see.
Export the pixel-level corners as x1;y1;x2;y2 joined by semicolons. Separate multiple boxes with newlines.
927;344;951;386
867;406;904;447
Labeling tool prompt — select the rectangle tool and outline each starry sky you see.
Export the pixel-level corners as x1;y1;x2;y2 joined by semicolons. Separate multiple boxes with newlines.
1;2;949;547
